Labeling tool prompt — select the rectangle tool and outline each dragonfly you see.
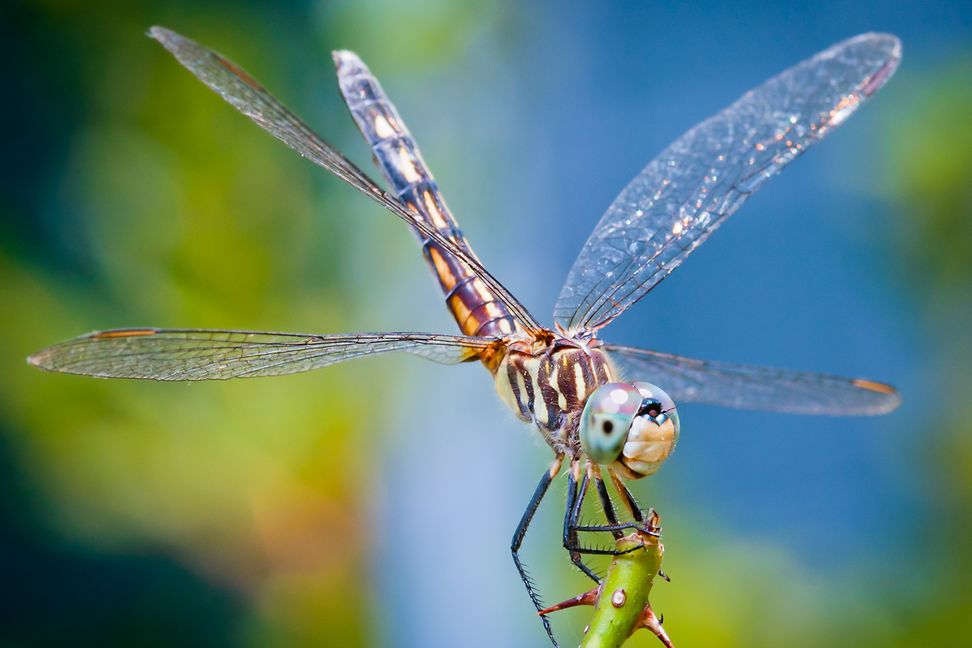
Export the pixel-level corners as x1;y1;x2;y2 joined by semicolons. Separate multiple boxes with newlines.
30;27;902;646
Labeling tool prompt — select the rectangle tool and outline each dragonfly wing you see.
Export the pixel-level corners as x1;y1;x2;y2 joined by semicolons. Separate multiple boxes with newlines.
605;344;900;415
555;33;901;331
148;27;540;331
28;328;493;381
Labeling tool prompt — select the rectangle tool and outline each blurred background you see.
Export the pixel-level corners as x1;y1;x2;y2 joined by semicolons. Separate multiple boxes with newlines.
2;0;970;646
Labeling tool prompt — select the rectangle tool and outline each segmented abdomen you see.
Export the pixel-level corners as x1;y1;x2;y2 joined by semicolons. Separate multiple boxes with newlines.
334;52;519;340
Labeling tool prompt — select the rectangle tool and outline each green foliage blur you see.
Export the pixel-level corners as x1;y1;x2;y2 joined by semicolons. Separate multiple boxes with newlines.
2;1;971;647
2;1;467;644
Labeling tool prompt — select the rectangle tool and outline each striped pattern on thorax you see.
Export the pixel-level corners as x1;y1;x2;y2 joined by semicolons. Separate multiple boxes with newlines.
334;52;520;339
495;347;615;440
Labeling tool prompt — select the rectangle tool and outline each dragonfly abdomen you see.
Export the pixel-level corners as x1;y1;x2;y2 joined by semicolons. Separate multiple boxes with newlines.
335;52;519;339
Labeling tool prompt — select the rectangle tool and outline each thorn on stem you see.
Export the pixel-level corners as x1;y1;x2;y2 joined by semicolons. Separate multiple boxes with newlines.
537;587;599;616
638;605;674;648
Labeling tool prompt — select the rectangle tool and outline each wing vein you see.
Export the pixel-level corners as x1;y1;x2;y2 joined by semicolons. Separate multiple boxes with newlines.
554;34;901;331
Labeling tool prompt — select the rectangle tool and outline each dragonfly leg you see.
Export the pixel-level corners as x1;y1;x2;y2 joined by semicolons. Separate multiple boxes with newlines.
562;464;600;583
511;456;563;648
610;469;645;522
564;521;647;555
564;466;657;554
562;542;645;557
592;465;623;540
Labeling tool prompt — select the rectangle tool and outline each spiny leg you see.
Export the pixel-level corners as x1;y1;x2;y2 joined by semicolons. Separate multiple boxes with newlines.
564;475;644;556
564;465;646;557
511;456;562;647
592;464;623;540
610;469;645;523
562;464;600;583
562;466;659;557
606;470;672;578
572;521;653;533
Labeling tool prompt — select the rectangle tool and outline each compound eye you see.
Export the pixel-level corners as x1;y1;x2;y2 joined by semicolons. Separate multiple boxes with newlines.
631;381;680;439
638;400;663;418
579;383;642;465
633;382;677;416
618;382;681;479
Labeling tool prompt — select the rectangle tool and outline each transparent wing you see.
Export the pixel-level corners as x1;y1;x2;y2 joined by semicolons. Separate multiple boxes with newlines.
28;328;493;381
606;344;900;415
148;27;540;331
555;33;901;331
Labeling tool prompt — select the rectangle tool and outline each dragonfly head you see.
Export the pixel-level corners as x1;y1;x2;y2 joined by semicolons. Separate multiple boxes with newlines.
579;382;679;479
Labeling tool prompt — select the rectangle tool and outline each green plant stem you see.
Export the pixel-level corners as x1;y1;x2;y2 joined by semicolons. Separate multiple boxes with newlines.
580;530;667;648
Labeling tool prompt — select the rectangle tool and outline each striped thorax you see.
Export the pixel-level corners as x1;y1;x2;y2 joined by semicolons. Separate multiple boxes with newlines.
493;332;680;478
493;334;615;450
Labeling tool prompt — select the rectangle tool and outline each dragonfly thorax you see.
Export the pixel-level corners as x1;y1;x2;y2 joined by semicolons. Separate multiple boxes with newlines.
493;338;616;453
493;334;681;479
